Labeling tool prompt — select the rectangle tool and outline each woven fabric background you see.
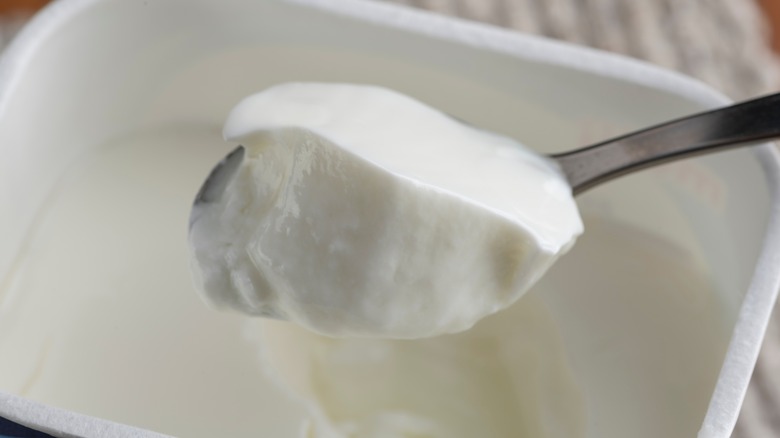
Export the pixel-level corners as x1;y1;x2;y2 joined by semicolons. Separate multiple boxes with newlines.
2;0;780;436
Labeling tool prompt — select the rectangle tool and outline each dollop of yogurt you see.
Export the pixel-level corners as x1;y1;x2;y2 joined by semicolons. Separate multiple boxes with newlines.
188;82;582;338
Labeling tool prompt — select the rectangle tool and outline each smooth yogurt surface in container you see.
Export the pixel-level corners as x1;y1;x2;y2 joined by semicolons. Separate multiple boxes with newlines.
0;108;728;438
188;82;583;338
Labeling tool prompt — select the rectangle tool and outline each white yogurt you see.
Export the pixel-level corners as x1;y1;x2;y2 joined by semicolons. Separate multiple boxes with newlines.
0;126;728;437
258;291;586;438
188;83;582;338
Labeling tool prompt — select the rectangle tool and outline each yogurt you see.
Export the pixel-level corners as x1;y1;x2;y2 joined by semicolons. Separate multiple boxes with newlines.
188;83;583;338
0;124;727;438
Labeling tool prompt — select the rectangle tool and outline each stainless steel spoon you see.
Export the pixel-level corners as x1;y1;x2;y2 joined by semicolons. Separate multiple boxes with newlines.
193;92;780;211
554;92;780;195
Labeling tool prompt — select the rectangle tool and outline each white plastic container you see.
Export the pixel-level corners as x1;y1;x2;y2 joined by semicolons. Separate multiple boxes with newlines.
0;0;779;437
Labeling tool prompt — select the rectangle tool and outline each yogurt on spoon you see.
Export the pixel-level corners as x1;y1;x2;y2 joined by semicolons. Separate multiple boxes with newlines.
188;82;582;338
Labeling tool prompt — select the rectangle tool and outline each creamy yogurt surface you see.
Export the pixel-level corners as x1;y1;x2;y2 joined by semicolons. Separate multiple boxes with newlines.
188;83;582;338
0;123;729;438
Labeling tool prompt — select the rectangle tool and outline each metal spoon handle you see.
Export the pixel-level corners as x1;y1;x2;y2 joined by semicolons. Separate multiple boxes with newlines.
553;92;780;195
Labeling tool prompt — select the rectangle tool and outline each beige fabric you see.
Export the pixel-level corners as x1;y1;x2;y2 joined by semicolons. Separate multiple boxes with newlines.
2;0;780;436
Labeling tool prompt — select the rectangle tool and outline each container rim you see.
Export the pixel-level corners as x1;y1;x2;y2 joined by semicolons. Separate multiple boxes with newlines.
1;0;779;437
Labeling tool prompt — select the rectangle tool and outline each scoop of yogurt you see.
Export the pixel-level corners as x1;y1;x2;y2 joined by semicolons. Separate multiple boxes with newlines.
188;82;582;338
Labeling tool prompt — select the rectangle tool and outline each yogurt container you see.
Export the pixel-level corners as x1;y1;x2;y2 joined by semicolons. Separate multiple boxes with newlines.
0;0;779;437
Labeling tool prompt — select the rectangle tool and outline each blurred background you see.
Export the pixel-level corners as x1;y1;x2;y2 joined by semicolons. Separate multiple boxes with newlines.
1;0;779;436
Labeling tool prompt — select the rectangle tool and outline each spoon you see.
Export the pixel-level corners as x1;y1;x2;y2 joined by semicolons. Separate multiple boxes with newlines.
553;92;780;194
194;92;780;208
